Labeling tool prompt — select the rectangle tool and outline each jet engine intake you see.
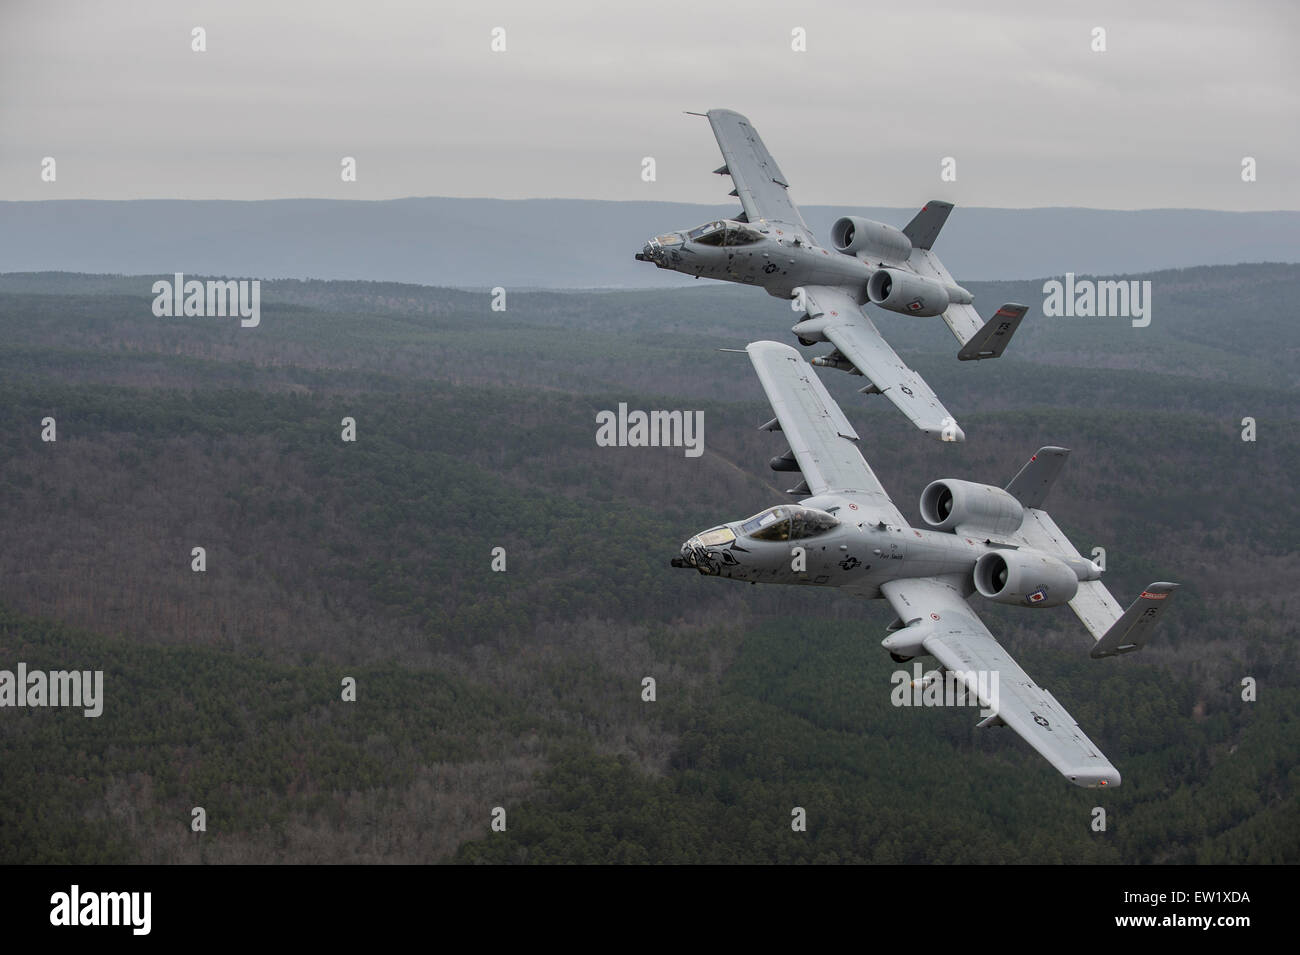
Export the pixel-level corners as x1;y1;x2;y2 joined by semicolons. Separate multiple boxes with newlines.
973;550;1079;608
867;268;971;318
830;216;913;263
919;480;1024;536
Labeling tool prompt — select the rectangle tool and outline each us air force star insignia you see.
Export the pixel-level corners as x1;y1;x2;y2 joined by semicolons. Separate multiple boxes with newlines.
1033;713;1050;728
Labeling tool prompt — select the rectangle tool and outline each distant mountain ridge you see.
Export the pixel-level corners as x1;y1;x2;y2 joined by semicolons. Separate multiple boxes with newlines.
2;197;1297;289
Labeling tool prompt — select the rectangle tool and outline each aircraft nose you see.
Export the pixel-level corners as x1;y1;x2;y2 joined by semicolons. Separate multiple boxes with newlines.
637;233;684;262
672;535;721;574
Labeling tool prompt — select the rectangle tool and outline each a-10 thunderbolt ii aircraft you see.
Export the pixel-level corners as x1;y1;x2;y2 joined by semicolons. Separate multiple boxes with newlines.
671;341;1178;787
636;109;1028;442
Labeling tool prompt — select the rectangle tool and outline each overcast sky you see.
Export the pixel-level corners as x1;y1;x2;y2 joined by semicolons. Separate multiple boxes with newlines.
2;0;1297;209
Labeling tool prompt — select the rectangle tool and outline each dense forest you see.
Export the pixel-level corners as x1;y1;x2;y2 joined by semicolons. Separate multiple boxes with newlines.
0;267;1295;863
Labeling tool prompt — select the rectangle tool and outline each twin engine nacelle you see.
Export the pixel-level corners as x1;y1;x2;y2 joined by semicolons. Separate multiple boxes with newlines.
868;268;972;317
830;216;913;263
919;480;1024;537
973;550;1079;608
866;268;973;318
828;217;971;318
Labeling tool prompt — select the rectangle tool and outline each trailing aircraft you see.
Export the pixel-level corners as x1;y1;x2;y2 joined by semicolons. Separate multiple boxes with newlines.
672;341;1178;787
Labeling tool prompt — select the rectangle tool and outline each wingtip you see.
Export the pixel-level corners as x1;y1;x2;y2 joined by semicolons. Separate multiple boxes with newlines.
1069;768;1121;788
746;340;798;361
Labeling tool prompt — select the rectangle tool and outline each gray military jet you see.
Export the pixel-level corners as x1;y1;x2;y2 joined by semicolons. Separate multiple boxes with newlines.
671;341;1177;787
637;109;1028;442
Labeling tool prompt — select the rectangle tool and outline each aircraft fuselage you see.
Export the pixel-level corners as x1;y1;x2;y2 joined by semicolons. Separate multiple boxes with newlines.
672;493;1099;603
637;221;872;302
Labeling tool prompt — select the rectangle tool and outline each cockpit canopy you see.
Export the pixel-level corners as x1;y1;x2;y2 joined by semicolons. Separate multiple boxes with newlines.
686;220;764;247
739;505;840;542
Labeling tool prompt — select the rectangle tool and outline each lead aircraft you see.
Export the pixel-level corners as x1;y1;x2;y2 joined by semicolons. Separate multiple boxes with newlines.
637;109;1027;442
671;341;1178;787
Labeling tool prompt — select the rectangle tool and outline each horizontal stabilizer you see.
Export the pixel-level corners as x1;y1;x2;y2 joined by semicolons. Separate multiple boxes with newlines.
902;200;954;251
957;304;1027;361
1005;447;1070;509
1090;583;1179;659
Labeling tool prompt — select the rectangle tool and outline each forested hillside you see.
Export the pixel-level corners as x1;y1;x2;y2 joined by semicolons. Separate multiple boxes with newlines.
0;267;1295;863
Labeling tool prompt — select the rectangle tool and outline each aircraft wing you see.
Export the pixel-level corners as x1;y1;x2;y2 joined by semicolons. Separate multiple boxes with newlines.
705;109;812;239
801;286;964;442
746;340;906;526
880;575;1122;788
